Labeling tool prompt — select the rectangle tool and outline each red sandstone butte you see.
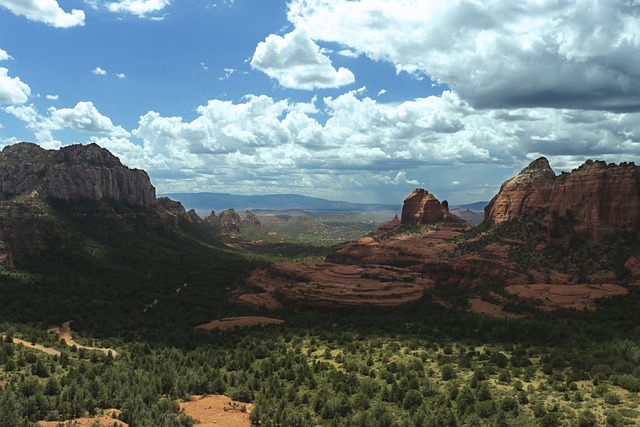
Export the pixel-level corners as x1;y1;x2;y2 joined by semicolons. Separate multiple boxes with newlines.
401;188;460;225
484;157;556;224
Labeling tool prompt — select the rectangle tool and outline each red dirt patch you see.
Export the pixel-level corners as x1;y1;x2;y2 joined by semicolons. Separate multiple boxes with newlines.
38;409;126;427
505;283;628;311
194;316;284;332
180;395;252;427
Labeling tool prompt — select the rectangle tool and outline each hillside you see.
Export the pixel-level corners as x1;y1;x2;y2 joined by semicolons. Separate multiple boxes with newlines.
0;143;263;335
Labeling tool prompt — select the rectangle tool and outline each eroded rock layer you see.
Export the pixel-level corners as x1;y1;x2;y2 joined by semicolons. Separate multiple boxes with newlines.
0;142;155;205
486;157;640;240
545;160;640;240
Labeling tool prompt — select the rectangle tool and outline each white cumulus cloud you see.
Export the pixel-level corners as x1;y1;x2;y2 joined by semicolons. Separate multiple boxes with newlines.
48;102;130;139
0;49;11;61
4;101;130;143
0;0;85;28
0;68;31;104
287;0;640;111
106;0;171;19
92;67;107;76
251;28;355;90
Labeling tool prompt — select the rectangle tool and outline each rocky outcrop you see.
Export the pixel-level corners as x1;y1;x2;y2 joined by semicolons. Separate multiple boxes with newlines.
486;157;640;240
187;209;202;226
243;210;261;227
158;197;187;217
0;142;156;205
544;160;640;240
218;209;242;233
401;188;459;225
369;215;401;236
202;211;221;230
484;157;556;224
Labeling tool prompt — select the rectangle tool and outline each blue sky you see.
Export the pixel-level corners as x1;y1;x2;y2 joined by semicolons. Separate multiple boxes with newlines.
1;0;640;205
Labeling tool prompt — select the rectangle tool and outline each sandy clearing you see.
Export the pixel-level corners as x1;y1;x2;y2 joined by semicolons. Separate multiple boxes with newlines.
48;321;118;357
194;316;284;332
1;335;61;357
38;409;127;427
180;395;252;427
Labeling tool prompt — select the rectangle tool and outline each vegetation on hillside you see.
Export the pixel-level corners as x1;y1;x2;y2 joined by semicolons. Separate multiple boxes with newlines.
0;201;639;426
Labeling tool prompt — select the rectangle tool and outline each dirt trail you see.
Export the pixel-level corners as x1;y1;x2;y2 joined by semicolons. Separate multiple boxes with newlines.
0;335;61;357
48;321;118;357
180;395;252;427
38;409;127;427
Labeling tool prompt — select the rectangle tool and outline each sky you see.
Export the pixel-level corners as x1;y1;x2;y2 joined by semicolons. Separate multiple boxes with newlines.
1;0;640;205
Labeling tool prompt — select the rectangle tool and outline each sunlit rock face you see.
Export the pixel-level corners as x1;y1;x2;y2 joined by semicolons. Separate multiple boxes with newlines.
485;156;640;240
401;188;458;225
484;157;556;224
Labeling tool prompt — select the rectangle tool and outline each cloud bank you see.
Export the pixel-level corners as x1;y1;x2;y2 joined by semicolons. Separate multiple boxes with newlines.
286;0;640;112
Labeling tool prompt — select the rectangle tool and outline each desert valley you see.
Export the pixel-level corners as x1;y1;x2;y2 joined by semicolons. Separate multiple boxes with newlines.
0;142;637;426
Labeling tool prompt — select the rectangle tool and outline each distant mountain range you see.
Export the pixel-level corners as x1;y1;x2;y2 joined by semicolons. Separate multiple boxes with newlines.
163;192;401;214
162;192;488;214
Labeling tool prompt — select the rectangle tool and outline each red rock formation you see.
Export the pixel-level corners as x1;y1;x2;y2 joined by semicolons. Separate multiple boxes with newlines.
544;160;640;240
243;210;261;226
401;188;458;225
369;215;401;236
187;209;202;226
486;157;640;240
484;157;556;223
218;209;241;233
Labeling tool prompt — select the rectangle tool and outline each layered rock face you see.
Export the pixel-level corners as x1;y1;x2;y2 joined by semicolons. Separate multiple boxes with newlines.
484;157;556;223
485;157;640;240
544;160;640;240
0;142;156;205
401;188;457;225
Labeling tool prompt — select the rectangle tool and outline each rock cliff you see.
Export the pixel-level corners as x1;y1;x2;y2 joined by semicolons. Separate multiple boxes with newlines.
0;142;156;205
485;157;640;240
544;160;640;240
484;157;556;224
